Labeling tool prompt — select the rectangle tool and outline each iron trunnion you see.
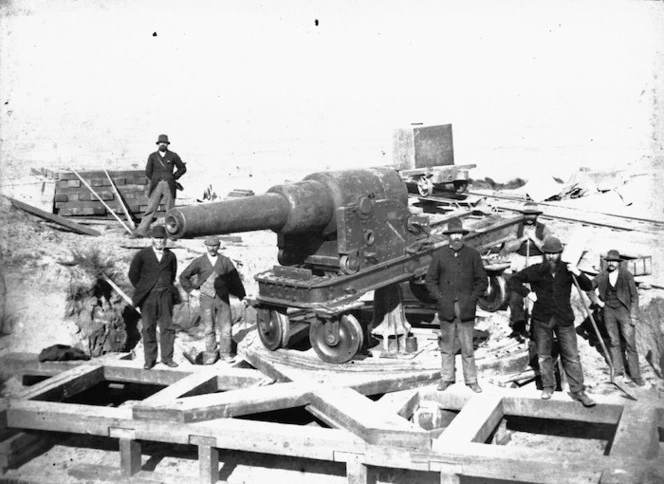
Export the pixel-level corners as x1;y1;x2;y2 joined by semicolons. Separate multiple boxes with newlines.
165;167;514;364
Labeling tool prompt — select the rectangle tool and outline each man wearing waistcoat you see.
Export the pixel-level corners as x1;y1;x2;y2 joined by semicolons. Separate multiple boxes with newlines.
133;134;187;238
503;201;551;339
508;236;596;406
180;236;247;362
590;250;644;386
425;217;488;393
128;225;179;369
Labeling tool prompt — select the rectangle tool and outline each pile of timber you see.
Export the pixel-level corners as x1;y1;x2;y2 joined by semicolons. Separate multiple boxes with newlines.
53;170;159;218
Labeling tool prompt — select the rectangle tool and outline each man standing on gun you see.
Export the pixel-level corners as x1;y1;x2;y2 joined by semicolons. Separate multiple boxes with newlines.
507;236;596;406
589;250;644;386
425;217;488;393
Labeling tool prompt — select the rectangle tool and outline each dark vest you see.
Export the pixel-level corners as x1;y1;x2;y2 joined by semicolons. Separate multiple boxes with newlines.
516;222;545;256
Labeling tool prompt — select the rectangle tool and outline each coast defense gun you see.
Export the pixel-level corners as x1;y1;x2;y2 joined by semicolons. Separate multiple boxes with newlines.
165;167;518;363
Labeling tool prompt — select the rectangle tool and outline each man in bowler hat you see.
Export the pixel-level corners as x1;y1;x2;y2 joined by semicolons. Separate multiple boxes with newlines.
508;236;596;406
425;217;488;393
133;134;187;238
589;250;644;386
128;225;179;369
180;236;247;362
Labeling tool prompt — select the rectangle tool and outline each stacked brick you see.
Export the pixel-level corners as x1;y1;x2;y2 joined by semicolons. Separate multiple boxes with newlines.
53;170;164;218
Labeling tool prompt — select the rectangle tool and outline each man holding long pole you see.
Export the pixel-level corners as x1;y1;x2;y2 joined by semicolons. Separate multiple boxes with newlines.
507;236;596;406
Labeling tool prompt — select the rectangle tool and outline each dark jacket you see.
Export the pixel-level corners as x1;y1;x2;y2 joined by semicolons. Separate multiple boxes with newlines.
508;261;592;326
593;267;639;318
146;150;187;198
425;245;488;322
179;254;246;300
128;247;178;307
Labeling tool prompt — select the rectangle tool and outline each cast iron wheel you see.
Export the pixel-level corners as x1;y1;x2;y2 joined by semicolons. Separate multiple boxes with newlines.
417;176;434;197
309;314;364;364
257;308;290;351
478;274;508;312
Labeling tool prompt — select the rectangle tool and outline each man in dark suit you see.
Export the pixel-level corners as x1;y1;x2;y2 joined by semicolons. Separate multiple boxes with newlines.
133;134;187;238
128;225;179;369
425;217;488;393
590;249;644;386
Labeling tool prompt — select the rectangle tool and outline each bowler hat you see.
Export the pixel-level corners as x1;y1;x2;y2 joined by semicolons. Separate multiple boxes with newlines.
156;134;170;145
520;201;542;214
542;236;563;254
204;235;221;246
603;249;622;262
151;225;167;238
443;218;469;235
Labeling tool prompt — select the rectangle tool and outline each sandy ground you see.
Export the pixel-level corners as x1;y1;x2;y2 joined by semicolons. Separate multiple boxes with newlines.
1;164;664;483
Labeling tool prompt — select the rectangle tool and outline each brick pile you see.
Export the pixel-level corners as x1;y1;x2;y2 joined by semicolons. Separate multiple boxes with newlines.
53;170;164;218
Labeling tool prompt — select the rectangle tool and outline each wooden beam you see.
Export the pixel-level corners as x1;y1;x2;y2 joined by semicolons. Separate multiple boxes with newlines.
6;196;101;236
435;395;503;447
133;382;314;423
609;405;659;460
17;364;104;402
138;372;219;407
198;445;219;484
119;438;142;477
308;387;430;449
346;453;374;484
375;388;421;420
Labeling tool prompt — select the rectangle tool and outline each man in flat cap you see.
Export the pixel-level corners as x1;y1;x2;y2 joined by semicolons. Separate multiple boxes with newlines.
425;217;488;393
133;134;187;238
128;225;179;369
502;201;552;339
589;250;644;386
180;236;247;362
508;236;596;406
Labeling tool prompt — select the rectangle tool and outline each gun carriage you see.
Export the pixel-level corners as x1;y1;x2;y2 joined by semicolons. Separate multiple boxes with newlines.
165;167;518;364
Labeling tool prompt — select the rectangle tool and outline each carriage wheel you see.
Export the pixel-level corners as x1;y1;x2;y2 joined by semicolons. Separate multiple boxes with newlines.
417;176;434;197
309;314;364;364
257;308;290;350
478;274;508;312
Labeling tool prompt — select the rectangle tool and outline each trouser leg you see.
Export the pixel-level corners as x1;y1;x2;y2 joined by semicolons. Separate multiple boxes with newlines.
439;317;457;382
136;180;169;235
141;294;159;364
603;306;624;374
616;306;641;380
457;319;477;384
215;296;233;356
157;291;175;362
533;319;555;390
556;323;585;394
200;296;217;352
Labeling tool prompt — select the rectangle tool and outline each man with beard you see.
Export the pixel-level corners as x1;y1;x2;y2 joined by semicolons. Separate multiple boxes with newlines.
425;217;488;393
508;236;596;406
132;134;187;238
179;236;248;363
589;250;644;386
503;201;551;339
128;225;179;369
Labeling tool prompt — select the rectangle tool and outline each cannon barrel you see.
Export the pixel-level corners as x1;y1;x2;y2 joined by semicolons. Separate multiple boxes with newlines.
165;167;408;239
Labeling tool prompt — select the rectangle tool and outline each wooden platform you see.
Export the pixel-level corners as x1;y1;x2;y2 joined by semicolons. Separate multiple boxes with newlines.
1;346;662;484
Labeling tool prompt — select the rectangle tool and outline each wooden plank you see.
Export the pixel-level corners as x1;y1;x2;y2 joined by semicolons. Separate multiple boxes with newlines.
308;387;430;449
119;438;142;477
198;445;219;484
6;196;101;236
133;382;314;423
427;387;625;425
17;364;104;402
435;395;503;446
375;388;420;420
609;405;659;459
139;372;218;407
67;463;187;484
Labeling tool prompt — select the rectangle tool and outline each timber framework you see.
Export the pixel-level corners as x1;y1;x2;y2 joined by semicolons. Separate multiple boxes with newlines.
1;346;663;484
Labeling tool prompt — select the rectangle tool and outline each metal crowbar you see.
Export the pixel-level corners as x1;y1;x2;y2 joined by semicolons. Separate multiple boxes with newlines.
571;274;637;401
